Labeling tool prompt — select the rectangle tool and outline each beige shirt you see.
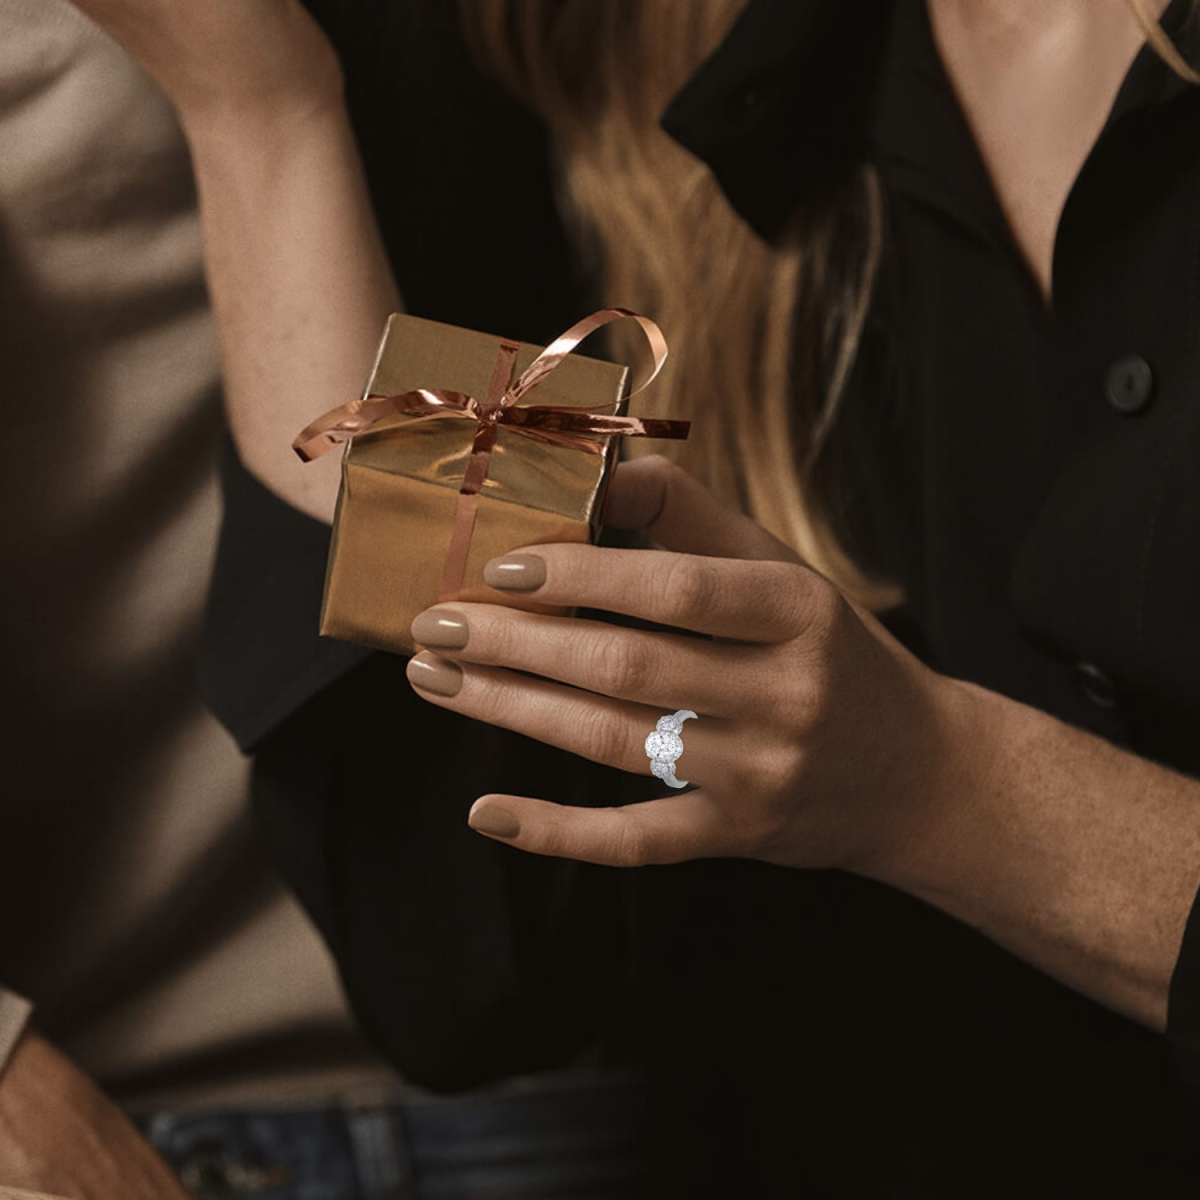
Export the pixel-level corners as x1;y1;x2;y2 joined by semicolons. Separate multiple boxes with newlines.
0;0;396;1112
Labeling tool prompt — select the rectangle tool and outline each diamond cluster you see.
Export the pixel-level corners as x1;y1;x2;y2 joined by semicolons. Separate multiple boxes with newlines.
645;730;683;762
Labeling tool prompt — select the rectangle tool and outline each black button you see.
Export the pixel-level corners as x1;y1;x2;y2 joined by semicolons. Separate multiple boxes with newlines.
1105;355;1154;414
1075;661;1117;709
740;88;759;109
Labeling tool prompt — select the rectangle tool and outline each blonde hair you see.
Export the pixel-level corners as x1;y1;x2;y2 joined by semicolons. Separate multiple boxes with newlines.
1128;0;1200;82
461;0;1197;614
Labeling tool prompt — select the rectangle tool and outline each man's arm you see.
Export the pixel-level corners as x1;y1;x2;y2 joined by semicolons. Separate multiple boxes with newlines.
0;1028;193;1199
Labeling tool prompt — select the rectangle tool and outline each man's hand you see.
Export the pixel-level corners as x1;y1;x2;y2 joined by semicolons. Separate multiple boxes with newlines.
0;1029;193;1200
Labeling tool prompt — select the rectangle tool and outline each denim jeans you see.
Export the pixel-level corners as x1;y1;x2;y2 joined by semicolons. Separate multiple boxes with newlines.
140;1070;650;1200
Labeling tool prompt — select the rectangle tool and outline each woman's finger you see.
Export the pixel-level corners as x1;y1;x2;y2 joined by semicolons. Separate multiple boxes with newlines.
411;601;785;717
408;654;742;786
481;543;830;645
602;453;806;565
467;789;742;866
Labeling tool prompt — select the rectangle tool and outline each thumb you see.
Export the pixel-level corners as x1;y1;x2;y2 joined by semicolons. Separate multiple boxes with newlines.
602;453;805;565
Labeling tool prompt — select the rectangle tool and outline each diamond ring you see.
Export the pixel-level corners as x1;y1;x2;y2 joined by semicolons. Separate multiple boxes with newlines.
644;710;697;788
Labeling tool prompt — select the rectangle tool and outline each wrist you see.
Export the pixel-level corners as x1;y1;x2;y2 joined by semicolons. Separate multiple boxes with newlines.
856;673;1019;901
851;669;1200;1029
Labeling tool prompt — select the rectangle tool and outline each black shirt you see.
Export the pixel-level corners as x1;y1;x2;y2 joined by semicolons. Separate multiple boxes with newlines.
664;0;1200;1192
200;1;1200;1195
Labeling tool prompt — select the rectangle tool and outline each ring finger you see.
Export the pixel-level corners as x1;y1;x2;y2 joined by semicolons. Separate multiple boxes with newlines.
407;653;740;789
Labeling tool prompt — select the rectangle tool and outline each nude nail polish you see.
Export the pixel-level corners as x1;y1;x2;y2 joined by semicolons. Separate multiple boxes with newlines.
411;608;469;649
469;804;521;838
483;554;546;592
406;652;464;697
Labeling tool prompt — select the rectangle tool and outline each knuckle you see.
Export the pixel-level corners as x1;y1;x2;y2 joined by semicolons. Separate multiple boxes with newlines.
659;554;716;628
786;586;844;691
791;667;833;735
776;565;830;639
635;451;681;492
762;741;804;796
609;818;650;868
809;578;849;642
579;700;631;767
469;664;511;724
535;814;572;859
593;631;657;697
458;607;509;667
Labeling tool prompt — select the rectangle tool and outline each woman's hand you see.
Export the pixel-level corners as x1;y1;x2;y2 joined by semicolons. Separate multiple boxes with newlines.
65;0;341;124
408;454;1200;1032
406;454;968;878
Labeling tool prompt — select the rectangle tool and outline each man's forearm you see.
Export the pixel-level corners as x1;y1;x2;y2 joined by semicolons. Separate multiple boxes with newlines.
0;1029;192;1199
868;677;1200;1032
183;97;402;524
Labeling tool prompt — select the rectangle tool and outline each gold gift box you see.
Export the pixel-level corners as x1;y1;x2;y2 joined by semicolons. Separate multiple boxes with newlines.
319;313;633;657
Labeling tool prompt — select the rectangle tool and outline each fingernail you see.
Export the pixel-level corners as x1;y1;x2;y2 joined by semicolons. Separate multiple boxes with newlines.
411;607;469;649
469;803;521;839
406;652;464;697
483;554;546;592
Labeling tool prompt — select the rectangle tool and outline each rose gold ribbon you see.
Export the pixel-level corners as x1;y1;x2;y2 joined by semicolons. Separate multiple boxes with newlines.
293;308;689;604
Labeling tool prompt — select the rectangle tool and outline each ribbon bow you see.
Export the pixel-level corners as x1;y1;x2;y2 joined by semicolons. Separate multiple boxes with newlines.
293;308;691;604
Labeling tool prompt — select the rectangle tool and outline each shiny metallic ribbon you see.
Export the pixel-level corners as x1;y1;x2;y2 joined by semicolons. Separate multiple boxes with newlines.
293;307;690;604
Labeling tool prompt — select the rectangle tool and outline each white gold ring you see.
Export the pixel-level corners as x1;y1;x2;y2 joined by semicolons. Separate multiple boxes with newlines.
644;710;697;788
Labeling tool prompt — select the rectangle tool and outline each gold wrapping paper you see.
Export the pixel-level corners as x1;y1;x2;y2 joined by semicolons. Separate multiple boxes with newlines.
320;313;634;656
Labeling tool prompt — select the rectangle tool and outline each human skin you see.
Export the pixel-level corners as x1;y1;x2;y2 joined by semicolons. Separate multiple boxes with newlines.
410;454;1200;1037
926;0;1173;307
405;0;1200;1039
0;1029;192;1198
52;0;1200;1129
61;0;402;527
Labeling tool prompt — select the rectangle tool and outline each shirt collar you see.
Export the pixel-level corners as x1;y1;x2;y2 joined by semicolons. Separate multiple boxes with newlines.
661;0;1200;245
1109;0;1200;119
659;0;891;242
867;0;1012;256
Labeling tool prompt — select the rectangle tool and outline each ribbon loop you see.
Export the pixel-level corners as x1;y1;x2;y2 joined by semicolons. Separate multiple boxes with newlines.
504;307;669;406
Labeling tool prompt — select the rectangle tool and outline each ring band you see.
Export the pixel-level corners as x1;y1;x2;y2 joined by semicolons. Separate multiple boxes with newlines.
644;710;697;788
